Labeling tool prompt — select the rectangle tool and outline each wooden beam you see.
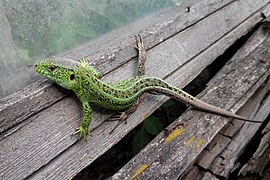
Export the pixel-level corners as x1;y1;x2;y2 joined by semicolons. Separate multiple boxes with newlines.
0;0;269;179
0;0;237;134
110;17;270;180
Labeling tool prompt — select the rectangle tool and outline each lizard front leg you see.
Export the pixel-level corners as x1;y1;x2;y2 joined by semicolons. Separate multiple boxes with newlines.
74;99;93;140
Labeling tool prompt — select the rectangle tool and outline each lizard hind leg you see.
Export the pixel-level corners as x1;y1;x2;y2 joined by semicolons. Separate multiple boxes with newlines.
135;34;147;77
107;94;145;134
108;34;147;133
107;111;128;134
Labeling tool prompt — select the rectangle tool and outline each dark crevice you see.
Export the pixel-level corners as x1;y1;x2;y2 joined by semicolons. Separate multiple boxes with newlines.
73;23;260;180
228;113;270;179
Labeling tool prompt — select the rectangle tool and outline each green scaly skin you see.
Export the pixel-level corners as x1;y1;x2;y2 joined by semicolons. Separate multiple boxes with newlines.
34;35;261;140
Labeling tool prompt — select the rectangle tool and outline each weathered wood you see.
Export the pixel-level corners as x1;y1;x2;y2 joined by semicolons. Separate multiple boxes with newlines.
0;0;269;180
110;14;270;180
201;172;219;180
194;75;270;178
0;79;68;135
195;26;270;179
0;0;238;134
207;83;270;177
195;134;231;169
239;117;270;176
195;24;270;176
183;166;220;179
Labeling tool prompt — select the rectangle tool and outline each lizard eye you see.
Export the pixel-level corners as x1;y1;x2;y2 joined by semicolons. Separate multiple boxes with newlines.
48;66;56;72
70;74;75;80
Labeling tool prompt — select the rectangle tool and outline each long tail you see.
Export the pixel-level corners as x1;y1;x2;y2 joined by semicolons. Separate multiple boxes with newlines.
133;77;261;123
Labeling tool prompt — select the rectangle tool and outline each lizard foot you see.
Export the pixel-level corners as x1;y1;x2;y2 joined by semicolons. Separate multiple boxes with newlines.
107;112;128;134
135;34;144;51
73;126;90;141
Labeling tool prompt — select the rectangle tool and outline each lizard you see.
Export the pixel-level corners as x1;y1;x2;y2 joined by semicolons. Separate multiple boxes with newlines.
34;35;261;140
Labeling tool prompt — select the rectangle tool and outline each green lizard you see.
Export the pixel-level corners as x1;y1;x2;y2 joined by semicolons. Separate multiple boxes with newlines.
34;35;261;140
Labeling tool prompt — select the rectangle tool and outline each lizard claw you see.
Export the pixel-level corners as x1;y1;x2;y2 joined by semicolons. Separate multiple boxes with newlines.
135;34;144;51
107;112;128;133
73;126;90;141
108;112;128;122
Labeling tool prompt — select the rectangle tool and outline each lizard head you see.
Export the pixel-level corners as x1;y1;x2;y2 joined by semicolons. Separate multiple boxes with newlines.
34;57;78;90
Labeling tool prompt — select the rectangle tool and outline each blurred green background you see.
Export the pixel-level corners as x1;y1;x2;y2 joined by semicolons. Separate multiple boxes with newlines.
0;0;183;98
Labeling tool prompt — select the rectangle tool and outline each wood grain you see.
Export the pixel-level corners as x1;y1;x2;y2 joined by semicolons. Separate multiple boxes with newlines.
0;0;237;133
0;0;269;179
111;18;270;180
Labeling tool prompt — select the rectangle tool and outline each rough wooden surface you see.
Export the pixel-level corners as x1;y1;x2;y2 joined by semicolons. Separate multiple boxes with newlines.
183;76;270;179
239;118;270;176
0;0;240;134
0;0;269;179
111;19;270;180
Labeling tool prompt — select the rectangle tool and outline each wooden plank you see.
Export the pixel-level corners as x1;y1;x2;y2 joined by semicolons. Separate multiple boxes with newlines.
208;76;270;177
196;134;231;169
0;79;68;135
193;76;270;178
183;165;220;180
195;24;270;175
202;172;219;180
0;0;269;180
110;12;270;180
33;1;270;178
0;0;237;134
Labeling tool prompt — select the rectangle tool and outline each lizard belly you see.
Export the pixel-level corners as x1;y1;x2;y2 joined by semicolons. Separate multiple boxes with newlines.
89;93;136;110
92;99;133;110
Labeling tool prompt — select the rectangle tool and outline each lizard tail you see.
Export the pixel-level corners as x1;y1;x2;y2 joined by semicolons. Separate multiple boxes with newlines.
136;77;261;123
189;98;260;123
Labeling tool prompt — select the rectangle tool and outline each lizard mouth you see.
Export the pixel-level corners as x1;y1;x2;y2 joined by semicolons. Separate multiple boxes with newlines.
34;63;53;79
34;63;40;72
34;63;43;74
